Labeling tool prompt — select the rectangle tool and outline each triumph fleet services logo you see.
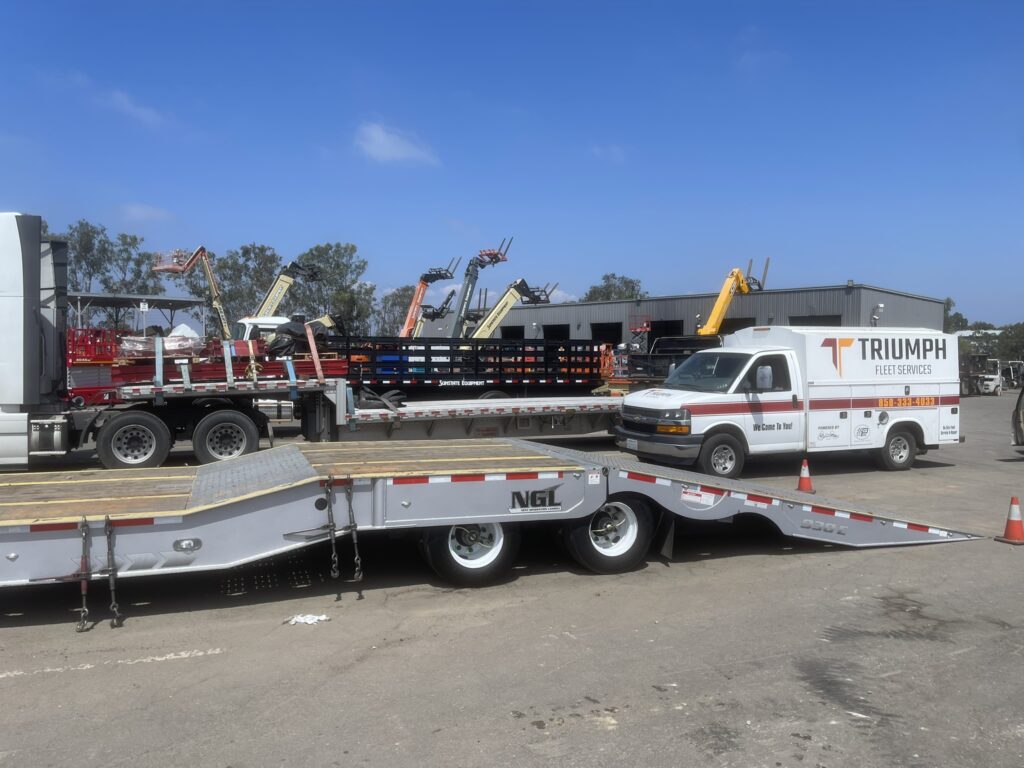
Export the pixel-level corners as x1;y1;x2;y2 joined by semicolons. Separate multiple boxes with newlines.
821;337;855;375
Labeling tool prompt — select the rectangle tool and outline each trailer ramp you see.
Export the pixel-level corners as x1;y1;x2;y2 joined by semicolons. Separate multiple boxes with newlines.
525;441;981;547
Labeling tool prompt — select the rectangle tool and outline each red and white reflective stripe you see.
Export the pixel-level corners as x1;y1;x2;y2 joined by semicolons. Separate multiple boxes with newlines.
803;504;951;537
387;471;564;486
618;470;671;487
729;491;779;509
891;520;951;537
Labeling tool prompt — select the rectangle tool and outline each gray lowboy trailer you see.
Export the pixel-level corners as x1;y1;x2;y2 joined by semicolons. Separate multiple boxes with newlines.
0;438;978;629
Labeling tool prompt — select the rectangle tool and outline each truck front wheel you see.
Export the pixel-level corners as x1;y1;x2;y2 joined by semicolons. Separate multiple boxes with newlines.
193;411;260;463
97;411;172;469
420;522;521;587
698;434;745;479
878;430;916;471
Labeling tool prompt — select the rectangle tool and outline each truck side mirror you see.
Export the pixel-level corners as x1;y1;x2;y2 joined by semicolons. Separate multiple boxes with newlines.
756;365;773;391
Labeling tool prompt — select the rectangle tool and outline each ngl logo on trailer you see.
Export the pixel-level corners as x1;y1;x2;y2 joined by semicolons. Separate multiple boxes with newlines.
615;326;960;478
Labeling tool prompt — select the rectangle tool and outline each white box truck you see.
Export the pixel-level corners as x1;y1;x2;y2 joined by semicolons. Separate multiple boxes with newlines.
614;326;961;478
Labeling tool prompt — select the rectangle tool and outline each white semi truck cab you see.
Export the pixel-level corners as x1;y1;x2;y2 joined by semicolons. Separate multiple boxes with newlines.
614;326;961;478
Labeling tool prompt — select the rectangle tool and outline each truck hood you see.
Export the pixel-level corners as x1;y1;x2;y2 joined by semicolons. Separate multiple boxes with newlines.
623;388;723;409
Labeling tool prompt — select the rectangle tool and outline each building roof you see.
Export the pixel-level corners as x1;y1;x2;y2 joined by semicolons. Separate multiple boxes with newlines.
539;283;944;310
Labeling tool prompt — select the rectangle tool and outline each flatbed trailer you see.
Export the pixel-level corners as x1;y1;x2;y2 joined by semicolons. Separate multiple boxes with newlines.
0;439;979;629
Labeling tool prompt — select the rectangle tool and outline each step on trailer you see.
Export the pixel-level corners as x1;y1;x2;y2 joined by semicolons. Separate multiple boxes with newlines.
0;439;979;630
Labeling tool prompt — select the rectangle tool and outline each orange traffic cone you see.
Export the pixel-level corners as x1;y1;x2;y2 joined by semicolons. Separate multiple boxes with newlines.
996;497;1024;545
796;459;815;494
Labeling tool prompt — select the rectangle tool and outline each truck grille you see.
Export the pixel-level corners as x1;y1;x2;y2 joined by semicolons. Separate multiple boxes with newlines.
621;405;666;434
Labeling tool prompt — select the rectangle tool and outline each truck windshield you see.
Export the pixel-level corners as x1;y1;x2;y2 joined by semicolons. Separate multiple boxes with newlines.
662;352;752;393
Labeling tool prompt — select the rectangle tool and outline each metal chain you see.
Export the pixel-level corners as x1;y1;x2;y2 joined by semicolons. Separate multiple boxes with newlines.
104;517;123;628
345;480;363;582
75;518;90;633
324;475;340;579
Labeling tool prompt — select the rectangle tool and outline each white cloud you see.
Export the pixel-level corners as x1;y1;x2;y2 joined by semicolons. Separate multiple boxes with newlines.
102;90;164;127
47;71;166;127
733;26;789;74
355;122;439;165
591;143;626;164
549;288;577;303
121;203;173;222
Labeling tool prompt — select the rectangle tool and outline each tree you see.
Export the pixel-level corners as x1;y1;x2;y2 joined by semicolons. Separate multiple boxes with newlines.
172;244;283;332
100;234;165;329
376;285;416;336
996;323;1024;362
62;219;113;298
581;273;647;302
284;242;376;335
943;297;968;333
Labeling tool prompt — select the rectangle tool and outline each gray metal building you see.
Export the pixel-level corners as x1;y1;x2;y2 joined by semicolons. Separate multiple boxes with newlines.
494;283;944;344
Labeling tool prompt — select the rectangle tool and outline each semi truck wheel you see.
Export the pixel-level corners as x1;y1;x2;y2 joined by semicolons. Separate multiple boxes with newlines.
193;411;260;463
97;411;172;469
563;497;653;574
420;522;521;587
878;430;916;471
698;434;745;479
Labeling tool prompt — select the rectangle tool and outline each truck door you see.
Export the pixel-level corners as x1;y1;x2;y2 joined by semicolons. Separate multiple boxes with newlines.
740;353;805;453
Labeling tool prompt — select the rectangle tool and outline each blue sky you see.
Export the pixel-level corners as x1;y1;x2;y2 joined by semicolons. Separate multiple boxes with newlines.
1;1;1021;322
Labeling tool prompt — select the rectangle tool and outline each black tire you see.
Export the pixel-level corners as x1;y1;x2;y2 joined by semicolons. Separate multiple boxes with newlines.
420;522;521;587
563;497;654;574
698;433;745;479
192;410;260;464
478;390;511;400
878;429;916;471
97;411;172;469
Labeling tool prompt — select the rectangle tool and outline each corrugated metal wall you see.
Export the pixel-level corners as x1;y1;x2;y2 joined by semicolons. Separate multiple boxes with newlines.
497;284;943;340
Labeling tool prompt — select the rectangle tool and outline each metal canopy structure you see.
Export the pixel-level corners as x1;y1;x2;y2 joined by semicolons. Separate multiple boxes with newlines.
68;292;204;328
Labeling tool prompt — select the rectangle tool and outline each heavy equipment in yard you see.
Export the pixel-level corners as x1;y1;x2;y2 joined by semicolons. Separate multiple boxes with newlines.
604;262;767;391
468;279;554;339
0;437;979;631
151;245;233;339
399;259;459;337
1;213;610;470
444;239;510;337
234;258;321;341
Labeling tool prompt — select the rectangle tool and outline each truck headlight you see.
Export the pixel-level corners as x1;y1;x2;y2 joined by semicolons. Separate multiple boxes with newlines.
656;409;690;433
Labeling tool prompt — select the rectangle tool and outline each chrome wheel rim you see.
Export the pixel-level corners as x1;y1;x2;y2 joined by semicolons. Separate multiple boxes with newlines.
711;445;737;474
206;423;247;460
111;424;157;465
889;436;911;464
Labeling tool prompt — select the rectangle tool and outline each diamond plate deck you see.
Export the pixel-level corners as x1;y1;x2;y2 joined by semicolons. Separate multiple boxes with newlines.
187;444;319;510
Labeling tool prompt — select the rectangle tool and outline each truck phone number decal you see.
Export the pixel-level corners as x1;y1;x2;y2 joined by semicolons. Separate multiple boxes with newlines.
877;396;936;408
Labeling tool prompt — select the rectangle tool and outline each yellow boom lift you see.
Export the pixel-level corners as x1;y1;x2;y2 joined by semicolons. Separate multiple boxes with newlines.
469;279;554;339
697;259;769;336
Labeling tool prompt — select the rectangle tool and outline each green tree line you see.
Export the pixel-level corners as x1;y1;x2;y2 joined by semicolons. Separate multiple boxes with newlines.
50;218;645;337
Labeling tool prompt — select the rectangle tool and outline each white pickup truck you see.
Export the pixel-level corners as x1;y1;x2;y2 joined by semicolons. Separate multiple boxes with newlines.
614;326;961;478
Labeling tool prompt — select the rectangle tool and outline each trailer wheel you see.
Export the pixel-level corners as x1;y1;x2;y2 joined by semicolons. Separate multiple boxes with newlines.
878;430;916;471
698;433;745;479
420;522;521;587
478;390;511;400
97;411;171;469
193;411;260;463
563;498;653;574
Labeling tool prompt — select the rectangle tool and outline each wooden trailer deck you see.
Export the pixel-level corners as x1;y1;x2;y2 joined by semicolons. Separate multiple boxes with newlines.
0;440;584;528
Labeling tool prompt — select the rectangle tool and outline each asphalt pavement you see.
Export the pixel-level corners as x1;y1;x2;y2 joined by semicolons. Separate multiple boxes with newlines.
2;394;1023;768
